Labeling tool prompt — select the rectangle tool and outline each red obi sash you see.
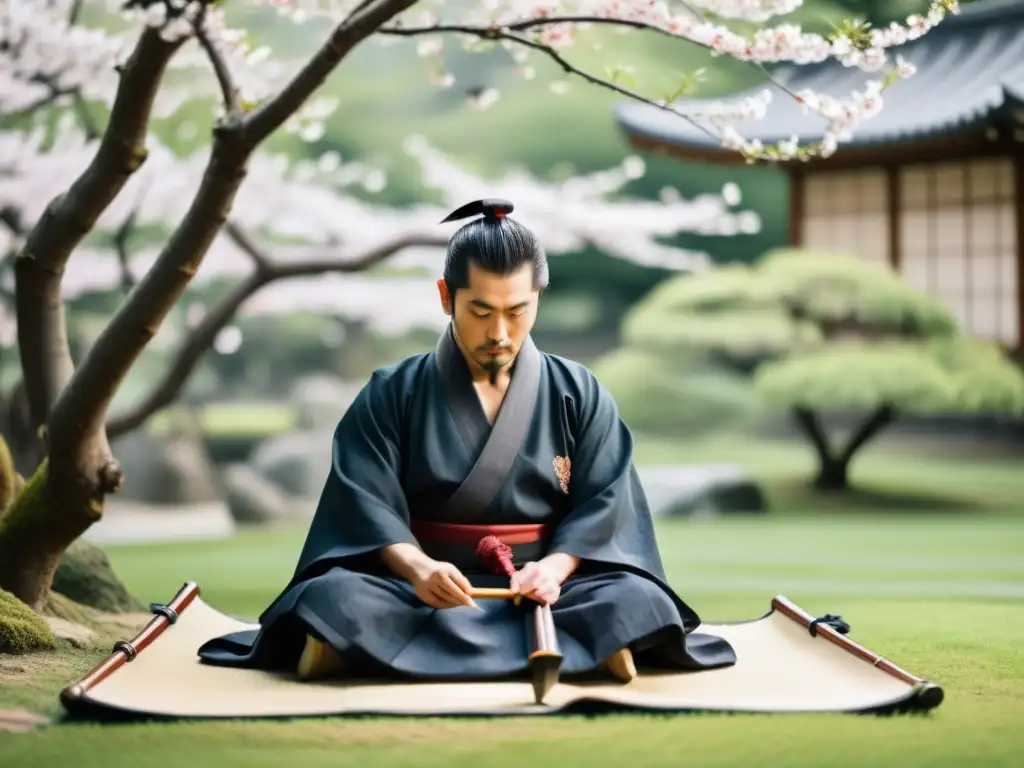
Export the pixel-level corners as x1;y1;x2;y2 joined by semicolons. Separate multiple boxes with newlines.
410;520;550;546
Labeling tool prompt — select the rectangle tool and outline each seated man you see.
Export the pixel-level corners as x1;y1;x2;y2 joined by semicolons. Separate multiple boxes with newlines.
197;198;737;683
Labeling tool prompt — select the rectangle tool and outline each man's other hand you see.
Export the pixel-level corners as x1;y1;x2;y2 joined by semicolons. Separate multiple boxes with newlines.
510;561;561;605
412;561;479;610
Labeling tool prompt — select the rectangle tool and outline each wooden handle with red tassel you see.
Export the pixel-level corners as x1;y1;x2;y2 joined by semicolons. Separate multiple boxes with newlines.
475;535;523;606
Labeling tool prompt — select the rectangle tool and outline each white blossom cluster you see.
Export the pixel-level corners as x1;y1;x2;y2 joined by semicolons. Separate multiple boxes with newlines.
388;0;958;160
121;0;207;43
403;134;759;272
463;0;958;69
27;0;955;164
0;122;756;333
93;0;959;162
0;0;124;115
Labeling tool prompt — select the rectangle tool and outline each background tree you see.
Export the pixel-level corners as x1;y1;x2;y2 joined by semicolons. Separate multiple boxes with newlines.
0;0;957;614
617;249;1024;491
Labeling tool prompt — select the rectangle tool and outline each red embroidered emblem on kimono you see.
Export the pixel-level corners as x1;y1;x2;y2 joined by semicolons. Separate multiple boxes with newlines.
553;456;571;495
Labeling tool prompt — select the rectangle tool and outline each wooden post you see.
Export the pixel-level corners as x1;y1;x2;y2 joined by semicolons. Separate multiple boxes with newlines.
886;164;902;271
1015;152;1024;350
788;170;805;245
528;603;562;705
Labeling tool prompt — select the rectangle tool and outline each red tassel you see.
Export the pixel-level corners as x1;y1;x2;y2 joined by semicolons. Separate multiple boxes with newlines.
476;535;515;577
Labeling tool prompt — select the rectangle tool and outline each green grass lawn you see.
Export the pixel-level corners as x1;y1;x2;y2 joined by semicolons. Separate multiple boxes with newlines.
2;437;1023;766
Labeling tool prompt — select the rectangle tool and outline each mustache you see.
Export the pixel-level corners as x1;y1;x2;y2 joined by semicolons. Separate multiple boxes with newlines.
478;343;513;352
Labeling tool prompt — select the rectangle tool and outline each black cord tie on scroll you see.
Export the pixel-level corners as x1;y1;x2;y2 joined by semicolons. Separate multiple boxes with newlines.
112;639;138;661
110;602;180;662
150;602;179;624
809;614;851;637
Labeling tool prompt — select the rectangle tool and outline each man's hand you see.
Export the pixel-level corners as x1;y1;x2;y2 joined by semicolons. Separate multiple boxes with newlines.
510;561;562;605
410;560;479;610
380;542;478;610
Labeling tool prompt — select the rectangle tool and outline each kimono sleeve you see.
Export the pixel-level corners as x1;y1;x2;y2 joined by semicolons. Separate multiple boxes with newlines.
288;369;418;585
545;373;670;582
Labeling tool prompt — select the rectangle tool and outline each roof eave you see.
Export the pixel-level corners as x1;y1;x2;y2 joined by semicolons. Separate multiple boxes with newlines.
621;118;1019;170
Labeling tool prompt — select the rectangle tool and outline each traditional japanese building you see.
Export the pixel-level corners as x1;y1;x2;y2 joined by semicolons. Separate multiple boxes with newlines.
614;0;1024;349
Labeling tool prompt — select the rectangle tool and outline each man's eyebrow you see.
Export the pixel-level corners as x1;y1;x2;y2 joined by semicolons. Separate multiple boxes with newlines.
468;299;531;311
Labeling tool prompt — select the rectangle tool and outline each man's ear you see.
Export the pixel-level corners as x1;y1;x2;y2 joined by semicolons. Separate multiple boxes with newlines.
437;277;451;315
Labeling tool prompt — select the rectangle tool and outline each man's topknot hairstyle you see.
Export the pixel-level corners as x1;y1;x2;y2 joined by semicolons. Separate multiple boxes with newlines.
440;199;549;296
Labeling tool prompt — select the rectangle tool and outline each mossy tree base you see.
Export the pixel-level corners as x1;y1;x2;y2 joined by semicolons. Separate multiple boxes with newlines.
0;588;57;654
0;459;139;613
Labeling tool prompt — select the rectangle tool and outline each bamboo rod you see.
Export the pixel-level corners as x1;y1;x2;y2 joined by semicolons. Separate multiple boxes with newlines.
771;594;944;710
469;587;523;600
61;580;201;706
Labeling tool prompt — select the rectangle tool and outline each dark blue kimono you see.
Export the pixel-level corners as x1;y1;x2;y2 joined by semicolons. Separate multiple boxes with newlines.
197;327;737;679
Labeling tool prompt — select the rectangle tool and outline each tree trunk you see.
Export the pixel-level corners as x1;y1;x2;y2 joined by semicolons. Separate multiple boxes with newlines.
813;455;850;491
0;381;45;476
0;0;418;611
0;460;103;611
14;29;184;434
0;30;183;609
792;405;897;492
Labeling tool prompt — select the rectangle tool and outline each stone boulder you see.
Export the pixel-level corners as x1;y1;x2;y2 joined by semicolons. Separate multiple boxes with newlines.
289;375;360;430
111;430;222;505
250;427;335;499
52;539;144;613
44;616;97;649
222;463;298;525
638;465;768;519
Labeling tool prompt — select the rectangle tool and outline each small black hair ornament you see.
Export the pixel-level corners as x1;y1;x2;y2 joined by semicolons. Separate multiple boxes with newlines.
440;199;514;224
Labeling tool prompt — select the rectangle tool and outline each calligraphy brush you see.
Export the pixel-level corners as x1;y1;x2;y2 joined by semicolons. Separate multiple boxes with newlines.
476;535;562;704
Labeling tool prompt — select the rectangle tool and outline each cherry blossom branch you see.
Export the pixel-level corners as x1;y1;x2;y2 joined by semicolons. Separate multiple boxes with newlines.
193;6;242;117
57;0;419;451
383;1;957;161
70;93;100;140
243;0;419;143
382;22;720;142
104;227;447;437
2;83;77;124
0;207;23;238
111;212;138;295
14;26;185;432
223;220;272;274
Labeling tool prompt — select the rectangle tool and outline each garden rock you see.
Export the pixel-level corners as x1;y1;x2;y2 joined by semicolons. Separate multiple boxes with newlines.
638;465;768;518
52;539;144;613
250;427;334;498
222;463;296;525
111;430;222;505
289;375;359;429
44;616;97;649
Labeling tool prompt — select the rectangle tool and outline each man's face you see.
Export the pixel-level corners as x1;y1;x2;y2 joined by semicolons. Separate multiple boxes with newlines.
441;262;539;374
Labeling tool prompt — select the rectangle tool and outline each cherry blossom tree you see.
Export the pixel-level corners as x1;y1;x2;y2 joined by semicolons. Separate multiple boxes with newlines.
0;0;957;611
4;120;759;438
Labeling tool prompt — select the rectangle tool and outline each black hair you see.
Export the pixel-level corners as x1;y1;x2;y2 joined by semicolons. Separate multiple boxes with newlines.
440;199;549;296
